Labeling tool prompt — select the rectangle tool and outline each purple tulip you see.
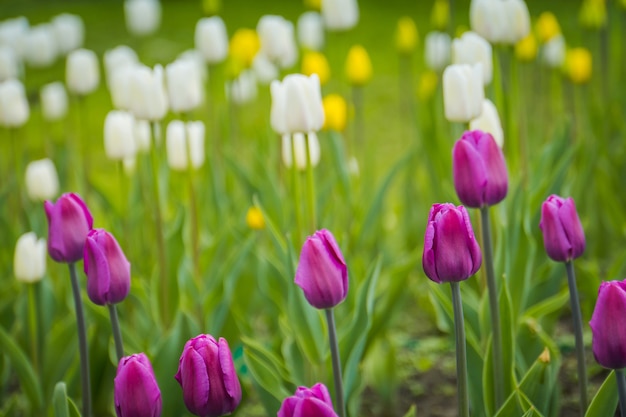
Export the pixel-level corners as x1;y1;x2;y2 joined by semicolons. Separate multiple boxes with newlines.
175;334;242;417
278;383;338;417
294;229;348;309
590;280;626;369
422;203;482;283
114;353;162;417
539;195;585;262
452;130;508;208
84;229;131;305
44;193;93;263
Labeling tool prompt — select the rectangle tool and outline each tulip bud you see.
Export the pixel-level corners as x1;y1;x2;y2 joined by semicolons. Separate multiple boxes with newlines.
25;158;60;201
109;65;136;110
504;0;531;44
470;0;529;45
278;383;338;417
166;120;205;171
536;12;560;44
52;14;84;55
124;0;161;37
430;0;450;31
297;12;324;51
14;232;47;283
590;280;626;369
129;64;168;121
281;132;321;171
322;94;347;132
228;69;258;105
345;45;372;87
0;78;29;127
229;28;260;71
424;31;451;72
565;48;592;85
115;353;162;417
66;49;100;96
104;110;137;161
321;0;359;32
469;99;503;148
40;82;69;122
178;50;208;83
257;15;298;69
84;229;130;305
295;229;348;309
443;63;484;122
302;52;330;85
539;195;585;262
165;58;204;114
246;206;265;230
452;31;492;85
22;24;58;68
252;54;278;85
104;45;139;87
395;17;419;55
44;193;93;263
195;17;228;65
452;130;508;208
270;73;324;135
422;203;482;283
0;46;20;81
542;35;566;69
579;0;607;30
0;17;29;54
514;34;537;62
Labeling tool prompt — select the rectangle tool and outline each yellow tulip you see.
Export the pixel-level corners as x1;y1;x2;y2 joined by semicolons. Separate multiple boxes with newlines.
229;29;260;72
535;12;560;43
565;48;592;84
323;94;348;132
304;0;321;10
417;71;438;102
579;0;607;29
514;34;537;62
431;0;450;31
202;0;221;16
345;45;372;86
395;17;419;55
246;206;265;230
301;52;331;85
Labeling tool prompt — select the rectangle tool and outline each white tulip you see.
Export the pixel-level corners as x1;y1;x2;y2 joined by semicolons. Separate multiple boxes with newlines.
14;232;47;283
322;0;359;31
470;0;530;45
0;16;29;52
470;99;504;148
40;82;68;122
503;0;530;44
252;53;278;85
297;12;324;51
23;24;57;68
166;120;205;171
443;63;484;122
543;35;566;68
0;78;29;127
424;31;451;72
109;64;136;110
228;70;258;104
52;13;84;55
270;73;324;135
66;48;99;95
104;110;137;161
134;119;151;152
257;15;298;69
165;58;203;113
178;49;207;83
0;46;19;81
195;17;228;64
281;132;321;170
452;31;492;85
129;64;168;121
104;45;138;85
124;0;161;37
25;158;59;201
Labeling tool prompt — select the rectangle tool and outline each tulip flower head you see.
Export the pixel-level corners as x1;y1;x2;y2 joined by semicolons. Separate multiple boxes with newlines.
40;82;69;122
129;64;168;121
246;206;265;230
322;94;347;132
104;110;137;161
257;15;298;69
565;48;592;85
278;383;338;417
195;17;228;65
424;31;451;72
515;34;537;62
322;0;359;32
175;334;242;417
590;280;626;369
297;12;324;51
166;58;204;113
166;120;205;171
228;29;260;72
228;70;258;104
125;0;161;37
443;63;484;122
395;17;419;55
66;49;100;96
295;229;348;309
301;52;330;85
270;73;324;135
542;35;566;69
0;78;30;128
14;232;47;283
469;99;503;148
115;353;162;417
23;24;58;68
52;13;84;55
45;193;93;263
452;130;508;208
452;31;492;85
536;12;560;43
539;195;585;262
25;158;60;201
345;45;372;87
431;0;450;31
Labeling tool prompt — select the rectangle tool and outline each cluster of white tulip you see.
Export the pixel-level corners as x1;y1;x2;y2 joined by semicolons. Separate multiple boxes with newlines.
470;0;530;45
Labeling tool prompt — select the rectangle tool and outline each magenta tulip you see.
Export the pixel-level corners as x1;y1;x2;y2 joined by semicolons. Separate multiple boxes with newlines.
539;195;585;262
84;229;130;305
114;353;162;417
278;383;338;417
590;280;626;369
44;193;93;263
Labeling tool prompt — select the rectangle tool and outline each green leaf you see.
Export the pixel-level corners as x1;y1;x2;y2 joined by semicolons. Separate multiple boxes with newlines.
585;371;618;417
402;404;417;417
243;344;292;403
53;383;70;417
523;289;569;320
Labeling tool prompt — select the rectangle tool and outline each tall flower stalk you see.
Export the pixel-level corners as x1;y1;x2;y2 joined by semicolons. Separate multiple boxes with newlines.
69;262;92;417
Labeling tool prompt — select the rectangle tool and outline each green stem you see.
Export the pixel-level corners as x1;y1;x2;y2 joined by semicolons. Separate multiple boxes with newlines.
325;309;345;417
450;281;469;417
565;260;589;414
76;96;89;195
185;119;201;289
304;133;316;232
480;206;504;409
107;304;124;362
68;262;92;417
290;134;303;245
616;369;626;417
27;283;39;376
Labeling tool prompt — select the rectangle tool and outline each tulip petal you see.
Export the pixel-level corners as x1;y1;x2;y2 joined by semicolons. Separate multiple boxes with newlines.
294;397;339;417
540;201;570;261
557;198;585;259
422;221;440;283
219;338;242;407
460;205;482;274
181;347;210;415
433;208;475;282
590;281;626;369
85;234;110;305
453;138;487;208
102;232;131;303
475;132;508;205
115;355;161;417
277;397;299;417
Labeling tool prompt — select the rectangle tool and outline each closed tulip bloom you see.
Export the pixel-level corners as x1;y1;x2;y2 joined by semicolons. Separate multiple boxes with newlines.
45;193;93;263
246;206;265;230
166;120;205;171
104;45;139;86
452;130;508;207
104;110;137;161
503;0;530;44
23;24;58;68
129;64;168;121
178;50;208;83
430;0;450;31
66;49;99;95
345;45;372;86
422;203;482;283
281;132;321;170
278;383;338;417
565;48;592;85
84;229;130;305
40;82;68;122
395;17;419;55
514;34;537;62
14;232;47;283
443;63;484;122
115;353;162;417
271;73;324;135
536;12;560;44
424;31;451;72
124;0;161;37
297;12;324;51
470;0;505;43
590;280;626;369
295;229;348;309
0;78;29;127
25;158;59;201
0;17;29;53
252;54;278;85
257;15;298;69
322;0;359;31
302;52;330;85
579;0;607;29
322;94;347;132
109;65;136;110
542;35;566;68
0;46;19;81
469;99;503;148
195;17;228;65
229;29;260;70
228;69;258;104
52;14;84;55
539;195;585;262
452;31;492;85
165;58;203;114
175;335;242;417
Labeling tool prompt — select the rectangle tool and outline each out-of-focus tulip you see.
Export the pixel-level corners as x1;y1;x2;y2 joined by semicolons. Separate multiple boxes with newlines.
270;73;324;135
84;229;130;305
345;45;372;86
44;193;93;263
66;49;100;95
542;35;566;69
22;24;57;68
229;28;260;72
590;280;626;369
0;46;19;81
0;17;29;53
257;15;298;69
0;78;29;127
422;203;482;283
579;0;607;29
40;82;68;122
252;54;278;85
322;94;347;132
278;383;338;417
395;17;419;55
178;49;208;83
195;17;228;65
175;335;242;417
539;195;585;262
246;206;265;230
469;99;503;148
536;12;560;44
515;34;537;62
322;0;359;31
104;110;137;161
424;31;451;72
228;69;258;104
104;45;139;86
442;63;483;122
114;353;162;417
297;12;324;51
52;14;84;55
281;132;321;170
302;52;330;85
25;158;59;201
470;0;529;45
452;130;508;208
166;120;205;171
431;0;450;31
295;229;348;309
417;70;438;102
109;65;136;110
134;119;152;152
129;64;168;121
124;0;161;37
165;58;204;113
565;48;592;84
452;31;492;85
14;232;47;283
